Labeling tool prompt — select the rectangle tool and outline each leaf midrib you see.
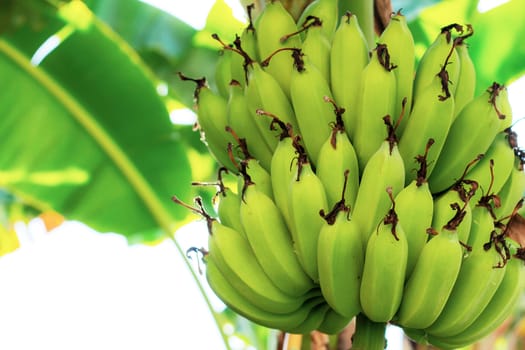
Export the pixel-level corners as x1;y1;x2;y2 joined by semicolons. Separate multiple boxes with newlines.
0;35;176;235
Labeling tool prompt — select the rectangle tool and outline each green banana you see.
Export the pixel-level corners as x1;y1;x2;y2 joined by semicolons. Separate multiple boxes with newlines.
329;12;369;142
317;307;353;335
428;239;525;348
225;127;274;200
428;82;508;193
494;149;525;219
178;73;236;173
288;139;328;282
244;60;298;151
466;131;515;205
425;230;508;338
453;32;476;117
395;203;466;329
230;4;259;87
431;176;478;244
394;138;435;277
298;16;331;84
255;0;301;96
214;168;244;235
497;85;513;131
240;178;315;297
360;187;408;322
412;23;464;103
398;74;455;185
315;100;359;209
265;113;297;228
287;300;331;334
352;117;405;247
227;80;273;171
290;49;336;164
174;196;309;314
205;255;324;332
296;0;339;41
317;170;363;318
467;194;497;253
216;35;298;152
214;48;233;99
353;43;398;171
378;10;415;135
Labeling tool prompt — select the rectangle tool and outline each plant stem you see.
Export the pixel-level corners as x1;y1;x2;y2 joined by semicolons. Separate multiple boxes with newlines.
351;314;387;350
339;0;375;48
170;234;233;350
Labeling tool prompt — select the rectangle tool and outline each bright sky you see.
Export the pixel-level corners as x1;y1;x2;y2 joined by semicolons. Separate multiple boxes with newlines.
1;1;524;350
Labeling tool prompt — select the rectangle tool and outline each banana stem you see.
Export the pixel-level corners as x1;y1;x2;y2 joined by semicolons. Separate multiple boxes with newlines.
351;314;387;350
339;0;375;47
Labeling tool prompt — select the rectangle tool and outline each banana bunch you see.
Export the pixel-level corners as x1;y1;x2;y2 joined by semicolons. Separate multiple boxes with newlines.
176;0;525;347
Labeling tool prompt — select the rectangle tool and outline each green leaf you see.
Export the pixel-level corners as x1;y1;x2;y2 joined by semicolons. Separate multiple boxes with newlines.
0;1;193;242
468;0;525;92
84;0;196;65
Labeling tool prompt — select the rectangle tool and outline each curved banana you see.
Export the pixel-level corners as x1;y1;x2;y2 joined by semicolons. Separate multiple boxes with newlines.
214;48;233;98
453;32;476;118
428;82;508;193
205;255;324;332
255;0;301;96
315;101;359;209
215;168;244;235
227;80;273;171
318;170;363;318
398;74;455;185
466;131;515;205
298;16;331;84
290;49;336;164
353;43;397;172
287;300;331;334
394;138;435;277
428;239;525;348
242;57;299;151
431;177;478;244
494;152;525;220
425;231;508;338
296;0;339;41
360;188;408;322
497;85;513;132
240;179;315;297
467;196;497;253
378;10;415;135
330;12;369;141
178;73;236;173
317;308;353;335
230;4;259;87
265;114;297;228
226;127;274;200
173;196;308;314
213;33;299;152
396;203;466;329
412;23;464;103
352;117;405;247
288;139;328;282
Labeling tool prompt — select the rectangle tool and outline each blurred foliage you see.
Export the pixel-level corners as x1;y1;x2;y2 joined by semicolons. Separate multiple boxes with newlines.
0;0;193;242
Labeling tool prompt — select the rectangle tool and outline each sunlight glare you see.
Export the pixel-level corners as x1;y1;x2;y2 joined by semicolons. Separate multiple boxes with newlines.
31;35;61;65
170;108;197;125
477;0;510;13
140;0;246;29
